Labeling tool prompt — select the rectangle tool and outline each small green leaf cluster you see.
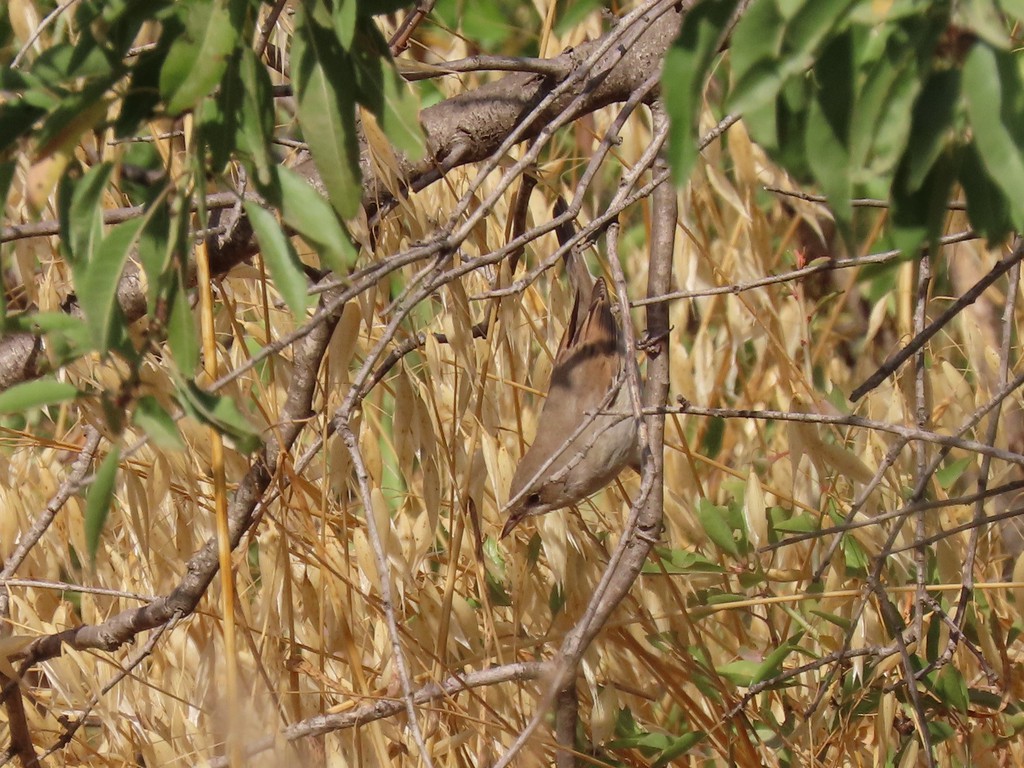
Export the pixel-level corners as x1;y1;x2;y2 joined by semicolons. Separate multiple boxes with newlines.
1;0;426;563
663;0;1024;253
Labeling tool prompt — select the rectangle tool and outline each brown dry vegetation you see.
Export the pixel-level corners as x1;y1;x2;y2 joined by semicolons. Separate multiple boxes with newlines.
3;1;1024;767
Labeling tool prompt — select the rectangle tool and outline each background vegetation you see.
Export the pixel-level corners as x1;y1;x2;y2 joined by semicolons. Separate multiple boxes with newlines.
2;0;1024;766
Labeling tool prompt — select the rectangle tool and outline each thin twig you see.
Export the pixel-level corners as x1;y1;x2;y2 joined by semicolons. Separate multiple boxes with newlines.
912;253;931;642
389;0;437;56
666;400;1024;468
1;192;238;244
632;229;979;307
37;614;182;761
11;0;84;68
398;53;571;81
0;428;102;621
205;661;549;766
764;185;967;211
937;256;1021;667
851;238;1024;400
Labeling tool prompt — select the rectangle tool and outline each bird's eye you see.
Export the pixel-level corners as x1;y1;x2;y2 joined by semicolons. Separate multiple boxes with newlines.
526;492;541;506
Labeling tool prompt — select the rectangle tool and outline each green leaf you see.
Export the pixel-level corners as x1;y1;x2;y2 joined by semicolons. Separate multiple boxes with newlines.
729;0;788;114
934;667;969;713
651;731;705;767
244;201;310;320
730;0;858;115
133;396;184;450
700;415;725;457
0;378;78;414
61;162;115;265
959;140;1014;244
166;270;199;374
0;101;47;154
202;48;243;172
115;42;167;136
137;199;174;312
805;29;853;240
334;0;358;48
785;0;858;63
963;41;1024;227
890;149;957;261
902;69;960;192
696;498;740;556
609;729;673;752
771;511;818;534
176;378;262;454
236;46;275;187
643;547;725;574
273;165;358;274
0;161;15;206
809;609;851;630
159;0;241;115
85;445;121;567
847;29;910;179
936;457;972;490
80;218;145;352
715;659;761;686
842;535;869;572
753;634;803;683
661;0;737;184
292;9;362;218
350;19;426;159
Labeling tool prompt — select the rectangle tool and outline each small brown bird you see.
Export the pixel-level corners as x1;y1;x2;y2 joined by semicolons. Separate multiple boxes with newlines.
501;276;640;538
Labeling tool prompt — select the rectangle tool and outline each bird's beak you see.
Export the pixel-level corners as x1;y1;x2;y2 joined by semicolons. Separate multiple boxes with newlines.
500;509;525;539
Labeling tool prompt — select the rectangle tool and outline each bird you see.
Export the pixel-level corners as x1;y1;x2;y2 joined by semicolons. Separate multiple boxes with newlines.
501;273;640;538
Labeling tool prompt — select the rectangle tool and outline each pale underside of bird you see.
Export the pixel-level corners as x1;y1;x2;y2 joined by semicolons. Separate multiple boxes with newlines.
502;274;640;538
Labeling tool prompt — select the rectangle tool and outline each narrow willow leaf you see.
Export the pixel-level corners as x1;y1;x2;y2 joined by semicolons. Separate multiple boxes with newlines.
959;141;1013;244
166;271;199;374
85;445;121;567
115;43;167;137
0;379;78;414
159;0;241;115
696;498;740;556
378;55;426;160
890;149;956;260
651;732;706;768
274;165;358;274
236;46;275;186
753;635;803;683
334;0;357;48
729;0;787;113
244;201;310;319
80;218;145;352
133;395;184;450
0;102;47;155
62;162;115;265
292;10;362;218
902;69;959;192
351;20;426;159
963;42;1024;227
714;659;760;686
661;0;737;184
202;49;242;172
176;378;262;454
805;32;853;241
